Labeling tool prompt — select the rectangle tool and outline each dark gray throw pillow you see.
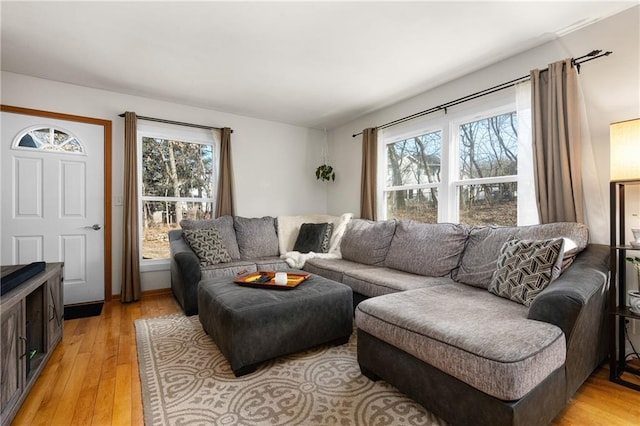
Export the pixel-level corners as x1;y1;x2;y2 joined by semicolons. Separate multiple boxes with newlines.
293;223;330;253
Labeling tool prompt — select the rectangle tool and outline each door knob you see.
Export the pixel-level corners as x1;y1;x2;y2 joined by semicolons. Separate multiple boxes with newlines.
86;224;102;230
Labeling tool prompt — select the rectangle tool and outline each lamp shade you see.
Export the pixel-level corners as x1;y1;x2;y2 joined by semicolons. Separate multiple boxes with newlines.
610;118;640;180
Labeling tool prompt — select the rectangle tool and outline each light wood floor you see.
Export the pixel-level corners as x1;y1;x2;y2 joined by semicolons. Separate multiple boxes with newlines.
11;293;640;425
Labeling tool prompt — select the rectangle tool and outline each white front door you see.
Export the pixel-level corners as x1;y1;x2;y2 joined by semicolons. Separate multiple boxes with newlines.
1;111;105;305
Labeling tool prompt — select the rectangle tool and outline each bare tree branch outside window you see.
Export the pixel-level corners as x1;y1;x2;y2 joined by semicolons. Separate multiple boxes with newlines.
141;137;215;259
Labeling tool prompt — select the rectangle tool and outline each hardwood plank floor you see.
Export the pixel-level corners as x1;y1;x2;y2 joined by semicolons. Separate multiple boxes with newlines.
10;293;640;425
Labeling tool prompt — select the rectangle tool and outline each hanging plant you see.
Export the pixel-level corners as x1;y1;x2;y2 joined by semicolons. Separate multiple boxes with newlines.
315;164;335;182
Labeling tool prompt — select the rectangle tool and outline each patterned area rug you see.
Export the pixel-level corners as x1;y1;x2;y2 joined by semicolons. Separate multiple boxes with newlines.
135;313;446;426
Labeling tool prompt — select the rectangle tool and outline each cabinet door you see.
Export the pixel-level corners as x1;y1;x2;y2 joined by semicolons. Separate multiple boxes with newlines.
1;302;24;422
47;269;64;349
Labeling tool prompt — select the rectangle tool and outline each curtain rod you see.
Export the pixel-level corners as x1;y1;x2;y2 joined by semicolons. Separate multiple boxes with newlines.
117;113;232;133
352;49;612;138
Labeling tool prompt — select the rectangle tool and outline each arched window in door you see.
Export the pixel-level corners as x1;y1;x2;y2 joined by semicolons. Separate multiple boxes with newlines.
12;126;85;154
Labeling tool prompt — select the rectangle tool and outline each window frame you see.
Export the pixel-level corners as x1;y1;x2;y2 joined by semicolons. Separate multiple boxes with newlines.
137;122;219;271
379;90;533;226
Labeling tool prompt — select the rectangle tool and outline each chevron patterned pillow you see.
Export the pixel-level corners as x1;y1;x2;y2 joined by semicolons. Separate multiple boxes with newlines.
183;229;232;266
488;238;565;306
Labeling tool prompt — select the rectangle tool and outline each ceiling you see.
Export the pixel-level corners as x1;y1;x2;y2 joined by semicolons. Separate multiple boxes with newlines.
1;1;637;129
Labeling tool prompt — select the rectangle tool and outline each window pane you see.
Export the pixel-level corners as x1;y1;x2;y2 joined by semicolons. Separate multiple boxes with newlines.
386;131;441;187
142;201;214;259
16;127;84;153
459;112;517;179
458;183;516;226
386;188;438;223
142;137;214;198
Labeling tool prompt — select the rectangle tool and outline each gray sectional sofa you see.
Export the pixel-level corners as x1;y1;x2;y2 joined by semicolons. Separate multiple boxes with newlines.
169;215;609;426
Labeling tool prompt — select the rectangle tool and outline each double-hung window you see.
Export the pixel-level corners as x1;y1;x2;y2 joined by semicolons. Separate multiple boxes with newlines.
451;108;519;225
138;123;218;266
381;87;535;226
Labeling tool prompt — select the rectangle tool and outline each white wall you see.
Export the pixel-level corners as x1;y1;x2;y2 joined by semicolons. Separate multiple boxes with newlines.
327;6;640;246
1;72;329;295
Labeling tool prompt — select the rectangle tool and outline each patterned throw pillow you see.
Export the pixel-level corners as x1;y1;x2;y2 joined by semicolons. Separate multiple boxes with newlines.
320;223;333;253
488;238;565;306
182;229;232;266
293;223;332;254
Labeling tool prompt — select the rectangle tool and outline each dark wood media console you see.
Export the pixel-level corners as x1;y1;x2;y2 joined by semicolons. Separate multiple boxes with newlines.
0;263;63;424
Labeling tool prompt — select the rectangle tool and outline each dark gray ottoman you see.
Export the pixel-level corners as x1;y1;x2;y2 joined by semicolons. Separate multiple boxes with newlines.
197;271;353;376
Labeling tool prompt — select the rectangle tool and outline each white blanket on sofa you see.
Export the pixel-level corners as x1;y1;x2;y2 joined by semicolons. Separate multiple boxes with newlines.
278;212;353;268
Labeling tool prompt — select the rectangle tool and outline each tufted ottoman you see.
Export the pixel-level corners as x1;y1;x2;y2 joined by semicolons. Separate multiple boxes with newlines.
197;271;353;376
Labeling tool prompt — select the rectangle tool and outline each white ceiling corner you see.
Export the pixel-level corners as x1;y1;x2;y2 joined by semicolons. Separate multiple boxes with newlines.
1;1;636;129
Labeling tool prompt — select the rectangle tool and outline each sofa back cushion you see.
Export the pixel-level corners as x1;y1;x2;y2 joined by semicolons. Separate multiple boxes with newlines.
385;221;469;277
455;222;589;288
180;215;241;260
233;216;279;259
341;219;396;265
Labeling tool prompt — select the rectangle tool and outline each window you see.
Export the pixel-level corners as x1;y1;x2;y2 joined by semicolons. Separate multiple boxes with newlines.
455;111;518;226
138;124;218;263
13;126;85;154
385;130;441;223
381;89;534;226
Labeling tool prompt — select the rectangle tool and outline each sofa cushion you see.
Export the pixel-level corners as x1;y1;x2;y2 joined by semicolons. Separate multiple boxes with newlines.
303;257;371;283
384;221;468;277
355;285;566;400
293;222;332;253
277;214;339;254
343;267;454;298
341;219;396;265
182;229;232;266
233;216;279;259
488;238;565;306
180;215;241;260
455;222;588;289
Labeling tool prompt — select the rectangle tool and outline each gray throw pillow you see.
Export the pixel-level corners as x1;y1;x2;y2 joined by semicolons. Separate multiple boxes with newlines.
293;223;332;254
233;216;279;259
488;238;565;306
180;215;241;260
182;229;232;266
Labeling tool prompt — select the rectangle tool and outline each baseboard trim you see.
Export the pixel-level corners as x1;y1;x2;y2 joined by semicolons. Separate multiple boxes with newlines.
110;288;172;301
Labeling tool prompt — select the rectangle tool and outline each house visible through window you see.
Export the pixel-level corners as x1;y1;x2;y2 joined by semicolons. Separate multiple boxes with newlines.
385;130;442;223
381;90;533;226
138;124;217;262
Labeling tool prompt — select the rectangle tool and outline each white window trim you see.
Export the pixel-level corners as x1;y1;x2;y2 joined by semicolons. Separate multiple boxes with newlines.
137;122;219;269
378;88;534;226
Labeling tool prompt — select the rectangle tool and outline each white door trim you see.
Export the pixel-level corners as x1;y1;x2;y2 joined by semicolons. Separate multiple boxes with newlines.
1;104;113;301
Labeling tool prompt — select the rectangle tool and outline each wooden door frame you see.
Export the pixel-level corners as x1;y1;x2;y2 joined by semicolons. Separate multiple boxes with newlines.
1;104;113;302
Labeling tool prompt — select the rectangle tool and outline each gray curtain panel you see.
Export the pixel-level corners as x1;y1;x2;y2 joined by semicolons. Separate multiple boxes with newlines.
531;59;584;224
121;112;141;302
215;127;235;217
360;127;378;220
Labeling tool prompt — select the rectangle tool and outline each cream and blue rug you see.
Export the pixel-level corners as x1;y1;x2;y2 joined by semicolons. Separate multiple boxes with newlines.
135;313;445;425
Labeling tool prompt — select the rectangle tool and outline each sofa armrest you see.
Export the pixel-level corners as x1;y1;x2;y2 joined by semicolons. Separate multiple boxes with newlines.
528;244;609;341
169;230;201;315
